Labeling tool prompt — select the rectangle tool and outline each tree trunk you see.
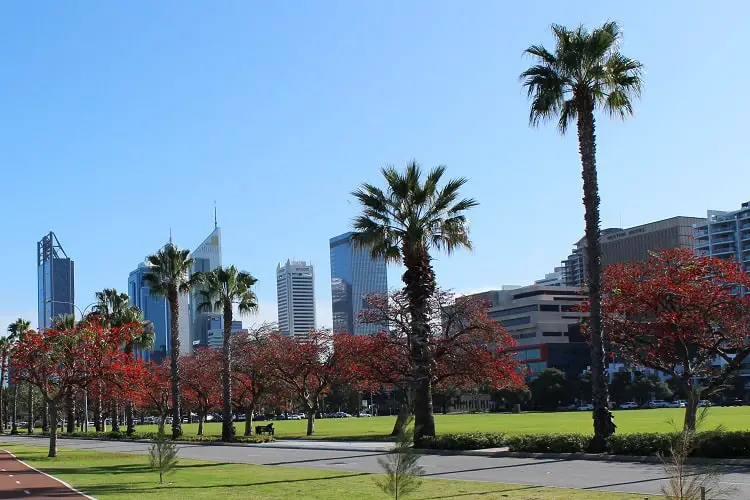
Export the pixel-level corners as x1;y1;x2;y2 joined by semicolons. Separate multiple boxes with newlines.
221;304;235;442
402;249;437;444
197;410;205;436
42;404;48;434
27;386;33;434
391;389;414;436
576;94;615;452
95;384;103;432
126;402;135;436
244;407;254;437
169;290;183;440
48;400;58;458
66;389;75;434
306;409;315;436
0;355;5;433
11;385;18;434
684;381;700;432
111;402;120;433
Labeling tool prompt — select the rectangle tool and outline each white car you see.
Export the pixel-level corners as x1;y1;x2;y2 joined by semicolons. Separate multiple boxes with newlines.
618;402;639;410
358;413;372;417
287;413;303;420
647;400;670;409
577;404;594;411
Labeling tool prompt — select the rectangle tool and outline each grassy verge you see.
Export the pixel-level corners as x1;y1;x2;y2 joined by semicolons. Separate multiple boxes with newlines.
126;407;750;440
0;442;642;499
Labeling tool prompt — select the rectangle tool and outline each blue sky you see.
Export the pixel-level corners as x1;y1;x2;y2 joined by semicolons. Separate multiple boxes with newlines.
2;1;748;330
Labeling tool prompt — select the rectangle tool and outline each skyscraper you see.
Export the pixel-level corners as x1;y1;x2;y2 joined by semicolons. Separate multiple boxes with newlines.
189;226;222;348
276;260;316;337
128;262;170;362
329;232;388;335
693;202;750;270
37;232;74;330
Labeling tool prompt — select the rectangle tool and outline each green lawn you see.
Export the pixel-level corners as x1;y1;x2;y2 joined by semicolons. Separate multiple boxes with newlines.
132;407;750;440
0;442;642;499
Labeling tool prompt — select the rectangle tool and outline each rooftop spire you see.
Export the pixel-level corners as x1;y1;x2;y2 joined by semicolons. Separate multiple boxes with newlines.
214;201;217;229
169;226;173;244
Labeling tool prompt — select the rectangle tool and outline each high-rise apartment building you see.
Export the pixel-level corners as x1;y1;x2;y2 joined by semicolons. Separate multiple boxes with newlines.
277;260;316;337
128;262;170;362
329;232;388;335
561;217;705;286
37;232;75;330
189;226;222;348
693;202;750;270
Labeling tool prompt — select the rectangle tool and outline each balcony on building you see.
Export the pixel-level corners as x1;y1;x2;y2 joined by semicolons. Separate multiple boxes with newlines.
711;224;736;236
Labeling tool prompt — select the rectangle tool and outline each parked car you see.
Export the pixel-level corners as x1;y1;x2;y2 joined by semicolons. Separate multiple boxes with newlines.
673;400;687;408
618;402;638;410
647;400;670;409
698;400;713;407
358;413;372;417
576;404;594;411
287;413;303;420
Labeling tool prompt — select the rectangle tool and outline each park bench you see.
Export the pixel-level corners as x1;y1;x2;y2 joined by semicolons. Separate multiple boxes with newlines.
255;423;274;436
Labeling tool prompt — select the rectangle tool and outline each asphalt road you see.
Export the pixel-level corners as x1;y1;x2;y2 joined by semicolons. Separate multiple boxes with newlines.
4;436;750;497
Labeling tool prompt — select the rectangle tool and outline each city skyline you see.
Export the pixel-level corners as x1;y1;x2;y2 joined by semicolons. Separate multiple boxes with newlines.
4;2;749;332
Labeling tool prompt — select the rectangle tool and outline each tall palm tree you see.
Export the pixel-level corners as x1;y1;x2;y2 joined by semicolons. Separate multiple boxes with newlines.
143;243;198;439
351;162;478;443
195;266;258;442
521;21;643;449
119;306;154;435
7;319;31;435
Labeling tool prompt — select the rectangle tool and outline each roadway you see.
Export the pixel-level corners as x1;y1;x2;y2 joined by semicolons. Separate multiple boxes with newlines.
3;435;750;497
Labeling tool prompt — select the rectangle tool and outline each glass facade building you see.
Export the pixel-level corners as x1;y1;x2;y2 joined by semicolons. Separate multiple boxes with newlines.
128;262;170;363
189;227;222;348
37;232;75;330
329;232;387;335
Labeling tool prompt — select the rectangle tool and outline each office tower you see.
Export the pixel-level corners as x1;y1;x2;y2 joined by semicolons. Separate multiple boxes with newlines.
329;232;388;335
189;225;222;348
206;319;246;349
693;202;750;270
128;262;170;362
37;232;75;330
463;285;591;378
534;267;564;286
561;216;705;286
276;260;316;337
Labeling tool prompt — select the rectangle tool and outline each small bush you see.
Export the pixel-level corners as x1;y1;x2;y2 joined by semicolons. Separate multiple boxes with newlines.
419;433;506;451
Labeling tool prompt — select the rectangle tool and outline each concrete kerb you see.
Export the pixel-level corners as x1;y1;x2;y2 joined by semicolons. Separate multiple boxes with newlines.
7;434;750;466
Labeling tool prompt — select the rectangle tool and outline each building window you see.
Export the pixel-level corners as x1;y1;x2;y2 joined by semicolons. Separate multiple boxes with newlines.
489;305;538;319
539;304;559;312
527;361;546;374
501;316;531;327
560;304;581;312
542;331;563;337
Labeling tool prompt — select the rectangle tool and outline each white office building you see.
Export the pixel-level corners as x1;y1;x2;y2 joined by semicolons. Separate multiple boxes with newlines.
693;202;750;271
277;260;316;337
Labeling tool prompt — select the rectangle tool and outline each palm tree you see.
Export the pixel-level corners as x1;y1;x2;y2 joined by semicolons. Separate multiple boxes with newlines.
521;21;643;450
7;319;31;435
119;307;154;435
195;266;258;442
351;162;478;443
143;243;198;439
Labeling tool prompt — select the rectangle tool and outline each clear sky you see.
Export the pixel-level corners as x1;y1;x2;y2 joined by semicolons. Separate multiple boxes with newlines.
2;1;748;330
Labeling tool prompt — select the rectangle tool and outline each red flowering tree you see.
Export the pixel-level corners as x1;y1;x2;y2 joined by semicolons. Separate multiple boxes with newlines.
265;330;357;436
180;347;223;435
600;249;750;430
12;319;141;457
231;326;282;436
353;289;524;435
133;362;172;433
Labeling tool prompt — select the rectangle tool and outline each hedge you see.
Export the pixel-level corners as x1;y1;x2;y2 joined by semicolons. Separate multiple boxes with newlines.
42;430;274;444
420;431;750;459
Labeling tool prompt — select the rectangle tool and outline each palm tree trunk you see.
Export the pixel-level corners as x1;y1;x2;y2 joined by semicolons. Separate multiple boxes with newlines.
48;399;59;458
168;290;183;440
0;355;6;433
221;304;235;442
576;95;615;451
27;386;33;434
11;385;18;434
402;249;437;444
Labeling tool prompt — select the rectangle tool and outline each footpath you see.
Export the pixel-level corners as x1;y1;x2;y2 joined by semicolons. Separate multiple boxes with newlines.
0;450;92;499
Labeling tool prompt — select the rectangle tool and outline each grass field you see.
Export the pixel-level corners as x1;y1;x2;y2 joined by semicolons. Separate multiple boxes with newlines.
0;442;642;499
132;407;750;440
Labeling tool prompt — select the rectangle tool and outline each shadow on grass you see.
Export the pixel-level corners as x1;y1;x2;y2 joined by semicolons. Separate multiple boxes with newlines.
423;484;545;499
78;472;371;495
38;462;235;476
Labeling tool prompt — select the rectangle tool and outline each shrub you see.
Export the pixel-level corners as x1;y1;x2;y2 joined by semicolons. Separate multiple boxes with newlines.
692;431;750;459
419;433;506;451
605;433;675;457
505;433;589;454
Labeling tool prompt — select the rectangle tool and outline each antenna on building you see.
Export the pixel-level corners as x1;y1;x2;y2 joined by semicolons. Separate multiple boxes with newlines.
214;201;217;229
